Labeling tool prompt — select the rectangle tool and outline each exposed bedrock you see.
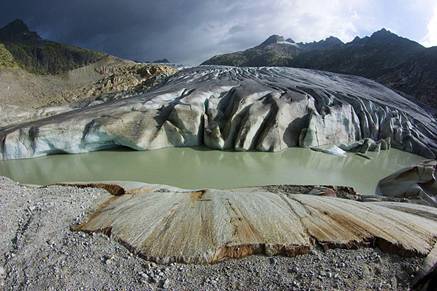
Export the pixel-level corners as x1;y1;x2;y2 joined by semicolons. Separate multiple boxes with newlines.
73;182;437;264
1;66;436;160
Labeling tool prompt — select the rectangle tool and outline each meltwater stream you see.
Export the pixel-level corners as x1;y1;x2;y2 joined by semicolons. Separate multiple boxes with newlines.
0;147;425;195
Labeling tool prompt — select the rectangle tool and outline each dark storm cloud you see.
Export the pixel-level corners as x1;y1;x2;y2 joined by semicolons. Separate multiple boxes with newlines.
0;0;434;64
0;0;246;64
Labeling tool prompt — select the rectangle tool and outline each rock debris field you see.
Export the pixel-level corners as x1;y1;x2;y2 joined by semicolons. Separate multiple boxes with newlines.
0;177;436;290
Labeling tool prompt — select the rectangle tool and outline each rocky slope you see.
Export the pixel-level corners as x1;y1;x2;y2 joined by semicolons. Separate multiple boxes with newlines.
202;29;437;109
203;35;343;67
0;63;177;126
0;57;177;126
0;19;178;127
202;35;300;67
0;66;436;160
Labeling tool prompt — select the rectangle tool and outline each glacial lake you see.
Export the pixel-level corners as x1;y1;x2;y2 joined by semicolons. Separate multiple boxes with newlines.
0;147;425;195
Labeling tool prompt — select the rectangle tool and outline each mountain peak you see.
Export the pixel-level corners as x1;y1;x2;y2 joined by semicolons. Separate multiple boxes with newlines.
371;28;397;38
260;35;285;46
3;19;29;32
324;36;343;44
153;58;170;63
349;29;400;45
360;28;423;49
298;36;344;50
0;19;40;42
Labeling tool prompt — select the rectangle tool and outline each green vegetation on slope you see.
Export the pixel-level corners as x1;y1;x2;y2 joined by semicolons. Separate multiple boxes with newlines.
0;19;105;74
3;41;105;74
0;43;18;68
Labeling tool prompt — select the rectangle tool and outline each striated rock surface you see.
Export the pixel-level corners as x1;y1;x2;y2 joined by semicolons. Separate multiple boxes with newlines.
1;66;436;160
74;182;437;264
378;160;437;207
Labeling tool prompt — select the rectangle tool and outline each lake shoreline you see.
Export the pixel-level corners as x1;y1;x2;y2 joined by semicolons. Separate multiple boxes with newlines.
0;147;425;195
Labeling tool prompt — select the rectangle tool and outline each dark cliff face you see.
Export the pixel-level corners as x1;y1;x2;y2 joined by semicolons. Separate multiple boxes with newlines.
290;29;424;78
202;30;437;109
0;19;41;42
377;47;437;108
0;19;105;74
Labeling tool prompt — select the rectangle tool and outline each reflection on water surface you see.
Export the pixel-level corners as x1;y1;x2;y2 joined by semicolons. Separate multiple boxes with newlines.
0;147;425;195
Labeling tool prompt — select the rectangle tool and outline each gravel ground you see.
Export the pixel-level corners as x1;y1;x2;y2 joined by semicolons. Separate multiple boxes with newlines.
0;176;423;290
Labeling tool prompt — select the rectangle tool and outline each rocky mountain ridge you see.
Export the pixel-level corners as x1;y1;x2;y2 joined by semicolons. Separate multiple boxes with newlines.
202;29;437;109
202;33;347;67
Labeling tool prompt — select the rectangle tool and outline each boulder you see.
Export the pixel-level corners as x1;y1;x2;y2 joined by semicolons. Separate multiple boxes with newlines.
377;160;437;207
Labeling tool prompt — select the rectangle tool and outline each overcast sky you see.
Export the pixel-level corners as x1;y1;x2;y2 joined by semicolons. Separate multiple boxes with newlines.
1;0;436;64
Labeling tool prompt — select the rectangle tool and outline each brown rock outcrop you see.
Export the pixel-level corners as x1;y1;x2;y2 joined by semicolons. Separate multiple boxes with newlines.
74;183;437;265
